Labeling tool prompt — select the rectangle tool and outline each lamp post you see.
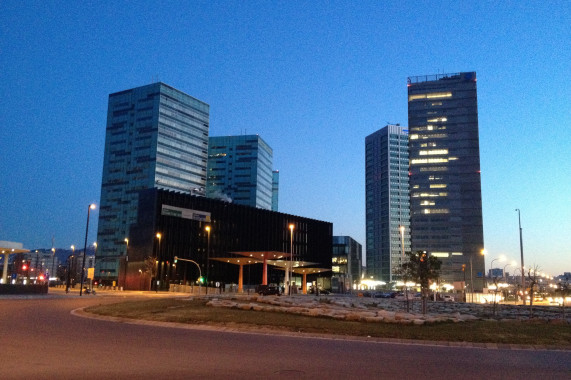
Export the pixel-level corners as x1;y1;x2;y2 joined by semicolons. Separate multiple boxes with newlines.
205;226;211;295
66;245;75;293
289;223;294;296
123;238;129;290
155;233;162;292
80;204;96;296
50;248;56;284
480;248;488;289
515;209;525;304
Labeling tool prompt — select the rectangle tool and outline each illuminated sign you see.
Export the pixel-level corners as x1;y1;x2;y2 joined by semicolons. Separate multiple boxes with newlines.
161;205;211;222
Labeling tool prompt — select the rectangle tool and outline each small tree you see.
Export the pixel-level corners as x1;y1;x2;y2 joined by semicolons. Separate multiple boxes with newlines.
400;251;442;314
142;256;158;291
527;264;541;317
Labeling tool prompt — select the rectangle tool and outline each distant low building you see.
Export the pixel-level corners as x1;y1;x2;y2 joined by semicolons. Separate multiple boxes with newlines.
332;236;362;293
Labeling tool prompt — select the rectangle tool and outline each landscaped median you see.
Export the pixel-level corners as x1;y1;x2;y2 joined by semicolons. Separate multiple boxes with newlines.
206;296;480;325
84;295;571;348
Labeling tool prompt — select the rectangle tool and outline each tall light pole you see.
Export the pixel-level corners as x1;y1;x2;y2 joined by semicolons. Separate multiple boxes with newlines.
80;204;96;296
289;223;294;296
205;226;211;295
155;233;162;291
480;248;488;289
123;238;129;290
515;209;525;301
51;247;56;284
66;245;75;293
92;242;97;291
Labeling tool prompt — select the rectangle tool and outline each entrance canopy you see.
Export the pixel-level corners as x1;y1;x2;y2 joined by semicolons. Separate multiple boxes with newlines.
1;241;29;284
211;251;330;294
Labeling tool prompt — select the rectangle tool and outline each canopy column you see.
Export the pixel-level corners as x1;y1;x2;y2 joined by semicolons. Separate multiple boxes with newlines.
238;263;244;293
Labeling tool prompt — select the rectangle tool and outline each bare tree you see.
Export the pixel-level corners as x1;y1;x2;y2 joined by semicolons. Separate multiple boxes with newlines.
527;264;541;317
142;256;157;291
399;251;442;314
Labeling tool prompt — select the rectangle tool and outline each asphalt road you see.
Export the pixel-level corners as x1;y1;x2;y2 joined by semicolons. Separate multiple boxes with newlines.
1;292;569;379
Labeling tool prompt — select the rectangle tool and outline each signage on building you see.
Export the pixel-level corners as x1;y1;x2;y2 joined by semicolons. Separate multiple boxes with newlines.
161;204;211;222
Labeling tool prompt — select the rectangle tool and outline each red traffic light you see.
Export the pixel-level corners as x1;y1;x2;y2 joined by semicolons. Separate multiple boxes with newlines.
22;264;28;270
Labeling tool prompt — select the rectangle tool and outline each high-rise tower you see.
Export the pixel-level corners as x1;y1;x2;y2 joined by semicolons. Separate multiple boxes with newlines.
407;72;485;291
96;83;209;282
206;135;274;210
365;125;410;282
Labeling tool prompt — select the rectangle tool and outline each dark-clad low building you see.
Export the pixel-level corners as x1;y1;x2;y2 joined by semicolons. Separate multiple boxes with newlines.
117;188;332;291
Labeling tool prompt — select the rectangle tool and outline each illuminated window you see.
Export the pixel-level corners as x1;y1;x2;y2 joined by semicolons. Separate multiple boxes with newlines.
420;167;448;172
420;200;435;206
430;184;447;188
410;134;418;140
411;158;448;165
431;252;449;258
408;92;452;101
431;102;443;106
423;209;449;214
427;117;448;122
419;149;448;156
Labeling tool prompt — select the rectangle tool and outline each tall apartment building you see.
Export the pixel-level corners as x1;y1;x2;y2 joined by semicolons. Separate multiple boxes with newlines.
206;135;274;210
365;125;411;282
407;72;485;291
96;83;209;282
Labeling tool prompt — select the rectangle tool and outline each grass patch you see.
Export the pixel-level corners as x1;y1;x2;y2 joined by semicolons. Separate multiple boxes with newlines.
85;298;571;348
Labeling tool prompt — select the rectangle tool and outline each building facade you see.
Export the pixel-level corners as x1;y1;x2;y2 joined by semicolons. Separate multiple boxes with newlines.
124;188;332;291
365;125;411;283
206;135;274;210
272;170;279;211
407;72;485;291
96;83;209;282
332;236;362;293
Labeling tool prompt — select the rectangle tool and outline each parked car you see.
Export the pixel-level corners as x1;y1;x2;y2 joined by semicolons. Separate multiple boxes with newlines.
442;295;455;302
256;284;281;296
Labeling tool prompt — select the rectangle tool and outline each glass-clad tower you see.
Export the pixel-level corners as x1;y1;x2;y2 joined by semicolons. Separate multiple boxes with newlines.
365;125;410;282
407;72;485;291
206;135;274;210
272;170;279;211
96;83;209;282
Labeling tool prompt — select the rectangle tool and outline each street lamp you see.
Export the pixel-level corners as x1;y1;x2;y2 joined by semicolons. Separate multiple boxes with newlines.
289;223;294;296
51;247;56;283
66;245;75;293
205;226;211;295
155;233;162;291
80;203;96;296
123;238;129;290
515;209;525;300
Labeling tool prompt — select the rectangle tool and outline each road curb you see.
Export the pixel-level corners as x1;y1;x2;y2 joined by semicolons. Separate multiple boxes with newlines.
71;307;571;352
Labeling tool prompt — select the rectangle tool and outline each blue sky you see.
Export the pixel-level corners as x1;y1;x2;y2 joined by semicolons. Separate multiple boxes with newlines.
1;1;569;276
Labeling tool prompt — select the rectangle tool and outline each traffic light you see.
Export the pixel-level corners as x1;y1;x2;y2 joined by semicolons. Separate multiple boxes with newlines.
462;264;466;272
174;256;178;263
198;276;204;284
21;263;28;271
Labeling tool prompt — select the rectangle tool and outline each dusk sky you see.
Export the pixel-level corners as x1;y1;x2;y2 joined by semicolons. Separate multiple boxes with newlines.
1;1;569;276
